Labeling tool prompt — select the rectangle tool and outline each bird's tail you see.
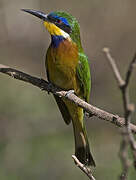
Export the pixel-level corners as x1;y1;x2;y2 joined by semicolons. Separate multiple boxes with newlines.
72;117;96;167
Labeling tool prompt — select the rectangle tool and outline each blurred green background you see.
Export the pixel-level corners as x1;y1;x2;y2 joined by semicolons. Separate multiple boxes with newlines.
0;0;136;179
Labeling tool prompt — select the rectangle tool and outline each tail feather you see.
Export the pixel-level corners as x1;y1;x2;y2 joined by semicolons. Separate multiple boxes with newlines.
61;99;95;167
73;121;96;167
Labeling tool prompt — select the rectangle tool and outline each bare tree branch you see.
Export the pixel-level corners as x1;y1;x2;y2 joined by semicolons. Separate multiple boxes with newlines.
103;48;136;179
125;53;136;87
103;48;125;87
72;155;96;180
0;64;136;134
0;50;136;180
122;53;136;170
119;129;131;180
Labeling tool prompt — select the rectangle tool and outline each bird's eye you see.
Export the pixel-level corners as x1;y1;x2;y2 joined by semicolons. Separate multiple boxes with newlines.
56;19;62;24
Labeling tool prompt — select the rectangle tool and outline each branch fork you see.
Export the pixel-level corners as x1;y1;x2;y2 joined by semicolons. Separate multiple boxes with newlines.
103;48;136;179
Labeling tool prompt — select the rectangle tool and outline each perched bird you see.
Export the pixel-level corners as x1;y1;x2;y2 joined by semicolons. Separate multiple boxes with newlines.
22;9;95;167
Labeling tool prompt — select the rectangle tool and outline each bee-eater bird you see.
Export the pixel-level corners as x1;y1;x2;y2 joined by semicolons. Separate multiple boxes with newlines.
22;9;95;167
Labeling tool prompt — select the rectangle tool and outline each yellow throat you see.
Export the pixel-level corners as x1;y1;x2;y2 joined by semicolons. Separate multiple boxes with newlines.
43;21;70;39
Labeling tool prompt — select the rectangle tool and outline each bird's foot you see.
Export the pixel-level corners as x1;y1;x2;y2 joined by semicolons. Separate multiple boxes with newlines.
85;112;94;118
40;79;52;94
46;82;53;94
65;90;74;97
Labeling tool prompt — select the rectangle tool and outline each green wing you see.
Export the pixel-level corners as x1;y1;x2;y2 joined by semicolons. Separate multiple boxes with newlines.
76;52;91;102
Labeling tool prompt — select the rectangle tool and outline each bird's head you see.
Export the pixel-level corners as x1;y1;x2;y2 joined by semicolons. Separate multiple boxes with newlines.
22;9;82;49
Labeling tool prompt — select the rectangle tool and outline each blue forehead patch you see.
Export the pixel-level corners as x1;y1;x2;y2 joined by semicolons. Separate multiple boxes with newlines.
48;13;70;26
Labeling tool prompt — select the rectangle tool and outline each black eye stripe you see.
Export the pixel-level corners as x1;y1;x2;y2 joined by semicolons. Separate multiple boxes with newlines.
57;24;72;34
47;15;72;34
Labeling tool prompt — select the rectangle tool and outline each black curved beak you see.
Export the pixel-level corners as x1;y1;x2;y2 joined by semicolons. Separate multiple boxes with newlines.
21;9;48;21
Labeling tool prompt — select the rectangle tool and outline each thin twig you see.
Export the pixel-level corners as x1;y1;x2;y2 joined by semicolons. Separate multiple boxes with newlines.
123;53;136;169
103;48;125;87
125;53;136;87
72;155;96;180
103;48;136;179
0;64;136;133
119;129;131;180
